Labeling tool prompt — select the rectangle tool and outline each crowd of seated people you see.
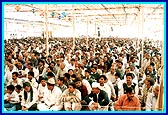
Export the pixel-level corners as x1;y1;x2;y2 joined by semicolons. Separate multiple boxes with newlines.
4;37;163;111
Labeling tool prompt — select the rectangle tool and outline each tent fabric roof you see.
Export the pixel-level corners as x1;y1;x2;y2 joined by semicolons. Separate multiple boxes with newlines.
4;4;164;26
3;3;165;39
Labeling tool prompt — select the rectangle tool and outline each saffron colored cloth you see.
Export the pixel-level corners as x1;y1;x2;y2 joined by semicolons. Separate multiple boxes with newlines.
114;94;141;111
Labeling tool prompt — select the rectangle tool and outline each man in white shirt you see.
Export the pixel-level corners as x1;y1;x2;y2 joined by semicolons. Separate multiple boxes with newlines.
6;72;23;88
56;62;67;78
5;64;18;87
116;60;125;80
24;63;39;82
66;58;76;70
37;78;63;111
123;67;138;85
146;85;160;111
15;85;22;110
37;78;48;103
106;66;116;84
97;75;112;99
4;85;19;111
25;71;38;89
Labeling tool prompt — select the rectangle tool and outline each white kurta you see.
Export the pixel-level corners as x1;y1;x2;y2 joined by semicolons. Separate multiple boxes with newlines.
37;84;48;102
37;86;63;111
106;72;116;84
7;78;23;87
146;93;158;111
106;80;116;98
25;68;39;81
5;90;20;104
25;78;38;89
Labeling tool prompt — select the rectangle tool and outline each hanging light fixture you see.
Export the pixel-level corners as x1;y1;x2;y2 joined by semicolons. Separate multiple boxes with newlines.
15;5;21;12
32;8;35;13
68;18;71;21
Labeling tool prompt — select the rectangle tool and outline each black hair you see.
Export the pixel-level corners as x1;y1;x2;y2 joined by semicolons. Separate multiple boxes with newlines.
115;72;121;78
47;72;55;77
40;77;47;82
23;82;31;88
91;65;97;70
64;73;70;79
126;87;135;93
69;82;76;88
47;66;53;71
38;59;45;65
71;58;75;61
97;75;107;82
74;77;81;83
27;62;33;66
23;82;33;102
85;70;90;73
7;85;15;92
50;61;56;65
71;74;77;78
68;69;73;72
118;60;123;65
12;72;19;77
126;73;134;79
15;85;22;90
28;71;34;77
48;55;52;58
57;77;64;81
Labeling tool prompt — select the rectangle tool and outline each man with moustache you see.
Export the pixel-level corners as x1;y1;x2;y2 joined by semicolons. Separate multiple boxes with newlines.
118;73;139;97
114;87;141;111
6;72;23;88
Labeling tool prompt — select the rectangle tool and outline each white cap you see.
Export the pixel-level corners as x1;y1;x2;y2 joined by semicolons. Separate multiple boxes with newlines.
47;78;55;85
92;82;100;89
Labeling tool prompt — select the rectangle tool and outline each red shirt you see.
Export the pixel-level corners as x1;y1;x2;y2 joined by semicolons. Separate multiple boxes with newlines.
77;84;88;100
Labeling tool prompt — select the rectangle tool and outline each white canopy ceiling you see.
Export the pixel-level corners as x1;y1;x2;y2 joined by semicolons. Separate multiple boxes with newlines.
3;3;165;39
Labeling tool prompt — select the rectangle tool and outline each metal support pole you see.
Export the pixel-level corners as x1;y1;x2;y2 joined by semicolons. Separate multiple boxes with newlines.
87;16;89;47
156;7;164;111
45;4;49;56
72;5;75;50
